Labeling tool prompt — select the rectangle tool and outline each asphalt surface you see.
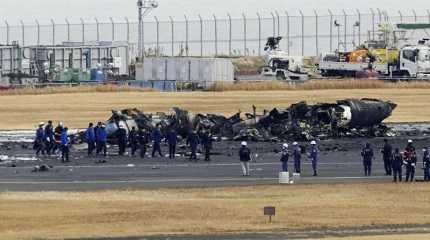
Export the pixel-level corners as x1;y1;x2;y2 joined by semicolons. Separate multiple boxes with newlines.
1;136;429;191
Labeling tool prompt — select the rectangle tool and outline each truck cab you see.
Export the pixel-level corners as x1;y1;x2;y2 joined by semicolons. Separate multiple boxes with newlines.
398;43;430;78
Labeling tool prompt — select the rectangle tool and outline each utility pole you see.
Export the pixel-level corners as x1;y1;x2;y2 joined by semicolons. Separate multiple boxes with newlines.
137;0;158;60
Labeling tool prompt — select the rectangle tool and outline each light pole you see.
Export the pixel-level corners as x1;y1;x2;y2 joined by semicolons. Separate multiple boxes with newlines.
334;20;341;51
137;0;158;60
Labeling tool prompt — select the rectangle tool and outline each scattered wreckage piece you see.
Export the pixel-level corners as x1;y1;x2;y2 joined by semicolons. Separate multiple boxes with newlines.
87;98;396;143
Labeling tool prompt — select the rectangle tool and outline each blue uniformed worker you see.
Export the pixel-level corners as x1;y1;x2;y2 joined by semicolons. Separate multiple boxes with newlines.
187;130;200;161
138;128;150;159
166;129;178;159
239;141;251;176
423;147;430;182
35;122;46;156
280;143;289;172
308;140;319;176
85;123;96;156
292;142;301;174
44;120;55;155
151;125;163;158
361;143;374;176
392;148;403;182
60;127;70;163
201;130;213;162
404;139;417;182
96;124;108;158
129;126;139;157
381;139;393;176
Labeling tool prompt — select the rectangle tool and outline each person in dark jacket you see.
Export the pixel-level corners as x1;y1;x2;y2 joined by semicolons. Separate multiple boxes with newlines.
129;126;139;157
187;131;200;161
138;128;150;158
292;142;301;174
35;122;46;156
201;131;213;161
392;148;403;182
53;122;63;154
85;123;96;156
96;124;108;159
280;143;289;172
116;125;127;156
423;147;430;182
61;127;70;163
361;143;374;176
166;129;178;159
404;140;417;182
308;140;319;176
94;122;102;150
381;139;393;176
151;125;163;158
44;120;54;155
239;141;251;176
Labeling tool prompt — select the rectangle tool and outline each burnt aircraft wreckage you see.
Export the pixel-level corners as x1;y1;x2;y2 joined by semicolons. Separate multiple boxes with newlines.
96;98;397;142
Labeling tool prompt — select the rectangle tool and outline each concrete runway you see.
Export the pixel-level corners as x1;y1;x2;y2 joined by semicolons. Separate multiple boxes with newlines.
1;136;428;191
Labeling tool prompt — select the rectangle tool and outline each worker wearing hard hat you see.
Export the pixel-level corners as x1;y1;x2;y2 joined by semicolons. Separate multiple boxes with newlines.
308;140;319;176
280;143;289;172
404;139;417;182
34;122;46;156
239;141;251;176
292;142;302;174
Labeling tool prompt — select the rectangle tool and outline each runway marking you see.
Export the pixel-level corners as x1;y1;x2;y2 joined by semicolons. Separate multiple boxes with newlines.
0;175;417;185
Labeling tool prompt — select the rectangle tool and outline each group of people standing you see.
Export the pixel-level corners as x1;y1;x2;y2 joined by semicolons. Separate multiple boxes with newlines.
83;123;214;162
34;121;70;163
361;139;430;182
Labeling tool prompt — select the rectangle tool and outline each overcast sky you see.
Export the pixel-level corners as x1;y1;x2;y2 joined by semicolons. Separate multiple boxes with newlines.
0;0;428;23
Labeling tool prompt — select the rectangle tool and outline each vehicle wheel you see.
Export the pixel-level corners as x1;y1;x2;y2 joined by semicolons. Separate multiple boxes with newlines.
276;71;286;80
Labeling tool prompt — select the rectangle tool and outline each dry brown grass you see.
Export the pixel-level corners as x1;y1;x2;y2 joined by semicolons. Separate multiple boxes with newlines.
0;183;429;240
231;56;265;75
318;234;430;240
0;84;155;96
0;88;429;129
210;79;430;91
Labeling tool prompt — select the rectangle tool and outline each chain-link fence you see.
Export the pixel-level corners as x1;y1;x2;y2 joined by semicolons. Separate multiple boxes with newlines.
1;9;430;58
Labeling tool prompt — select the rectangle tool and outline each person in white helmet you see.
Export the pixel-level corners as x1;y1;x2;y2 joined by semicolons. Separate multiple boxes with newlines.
239;141;251;176
308;140;319;176
280;143;289;172
404;139;417;182
292;142;302;174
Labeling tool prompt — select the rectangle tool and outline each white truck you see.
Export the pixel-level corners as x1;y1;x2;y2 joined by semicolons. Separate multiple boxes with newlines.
319;40;430;79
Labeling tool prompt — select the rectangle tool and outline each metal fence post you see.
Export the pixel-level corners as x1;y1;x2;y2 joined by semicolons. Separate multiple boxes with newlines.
377;8;382;24
370;8;375;40
110;17;115;41
328;10;333;52
80;18;85;43
398;10;403;23
275;11;280;36
198;14;203;57
94;18;100;42
270;12;276;37
169;16;174;57
5;21;10;45
243;13;247;56
154;16;159;56
256;12;262;56
213;14;218;56
343;9;347;51
35;19;40;45
285;11;290;55
227;13;232;56
20;20;25;46
51;19;56;45
65;18;70;42
356;9;361;47
314;10;319;56
184;15;189;56
125;17;130;43
412;10;417;23
427;9;430;23
299;10;304;56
